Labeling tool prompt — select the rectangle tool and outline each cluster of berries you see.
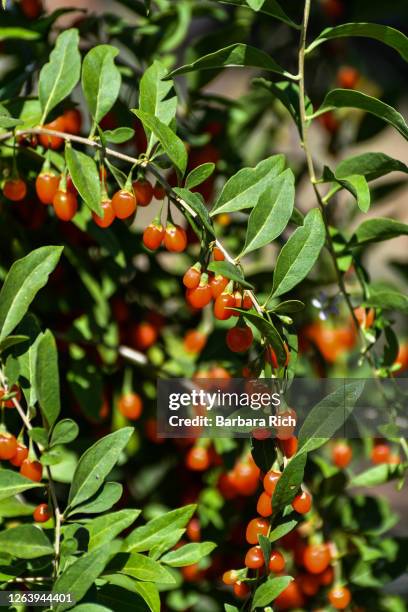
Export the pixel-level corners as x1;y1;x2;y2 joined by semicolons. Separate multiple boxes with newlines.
182;248;256;353
222;461;351;609
0;386;49;524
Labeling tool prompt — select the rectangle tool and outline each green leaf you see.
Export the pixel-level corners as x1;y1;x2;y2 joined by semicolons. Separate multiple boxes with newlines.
35;329;60;428
148;529;185;561
269;520;298;543
132;109;187;175
161;542;216;567
125;504;195;552
220;0;299;28
132;582;159;612
53;543;115;611
96;584;150;611
298;381;365;454
270;300;304;314
335;152;408;182
322;167;370;212
65;147;102;215
173;188;214;236
0;246;63;342
0;116;23;129
68;482;123;517
0;525;53;559
0;27;41;41
251;576;293;610
0;335;28;353
211;154;286;215
103;127;135;144
315;89;408;141
68;427;133;508
82;45;121;124
351;218;408;245
272;453;307;511
350;559;382;588
15;315;42;407
271;208;325;298
104;575;160;612
0;470;44;501
0;497;36;518
207;261;254;290
38;29;81;122
50;419;79;447
307;23;408;62
86;509;141;550
167;44;288;80
350;464;405;488
185;163;215;190
109;553;175;584
247;0;298;25
241;169;295;255
139;60;177;152
365;288;408;314
240;310;286;364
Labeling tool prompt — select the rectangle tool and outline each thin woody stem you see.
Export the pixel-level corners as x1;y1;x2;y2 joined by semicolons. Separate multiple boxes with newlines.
297;0;372;359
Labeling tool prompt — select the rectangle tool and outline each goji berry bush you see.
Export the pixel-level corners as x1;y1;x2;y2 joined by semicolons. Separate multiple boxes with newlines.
0;0;407;611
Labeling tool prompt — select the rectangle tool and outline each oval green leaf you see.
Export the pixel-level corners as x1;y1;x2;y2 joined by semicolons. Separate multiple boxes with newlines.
132;109;187;175
125;504;195;553
86;509;141;551
82;45;121;124
68;482;123;517
185;163;215;190
39;29;81;123
272;453;307;511
160;542;216;567
0;246;63;342
35;329;60;428
167;43;287;79
351;218;408;246
65;147;102;215
307;23;408;62
53;543;115;611
0;525;53;559
0;470;44;501
272;208;325;298
211;154;286;215
68;427;133;508
50;419;79;447
251;576;293;610
315;89;408;141
241;169;295;255
207;261;254;289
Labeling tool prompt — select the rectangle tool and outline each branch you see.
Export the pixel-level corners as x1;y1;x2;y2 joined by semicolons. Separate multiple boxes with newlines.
0;127;265;316
297;1;374;364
